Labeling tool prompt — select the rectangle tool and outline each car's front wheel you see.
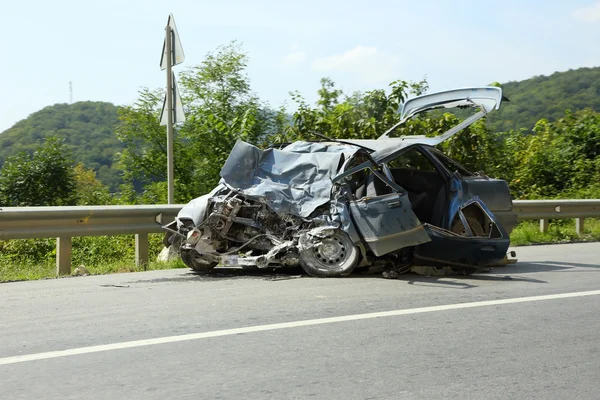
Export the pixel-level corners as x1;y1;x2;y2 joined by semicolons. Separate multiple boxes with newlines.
299;230;359;277
181;249;217;273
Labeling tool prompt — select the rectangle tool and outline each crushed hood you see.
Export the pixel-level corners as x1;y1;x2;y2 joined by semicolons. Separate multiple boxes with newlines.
220;140;359;217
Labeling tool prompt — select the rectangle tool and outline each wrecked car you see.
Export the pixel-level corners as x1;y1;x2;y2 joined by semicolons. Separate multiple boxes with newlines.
163;86;518;277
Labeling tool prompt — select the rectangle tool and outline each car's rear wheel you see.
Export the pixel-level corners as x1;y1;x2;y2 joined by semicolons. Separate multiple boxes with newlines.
299;230;359;277
451;216;485;237
181;249;217;273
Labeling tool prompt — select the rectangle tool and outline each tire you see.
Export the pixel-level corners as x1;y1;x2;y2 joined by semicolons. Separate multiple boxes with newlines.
299;230;359;277
181;249;217;273
451;216;485;237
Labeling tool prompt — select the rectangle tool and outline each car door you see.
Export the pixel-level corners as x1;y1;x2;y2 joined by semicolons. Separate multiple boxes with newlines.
334;163;431;257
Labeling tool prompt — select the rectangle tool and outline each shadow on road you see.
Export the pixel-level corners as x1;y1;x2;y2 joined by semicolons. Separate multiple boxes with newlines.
130;259;598;286
130;267;305;284
495;260;600;274
398;260;599;289
396;271;548;289
402;276;479;289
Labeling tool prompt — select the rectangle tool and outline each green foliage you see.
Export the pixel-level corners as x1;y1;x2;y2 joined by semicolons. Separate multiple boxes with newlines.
0;237;56;264
437;118;508;177
275;78;426;143
115;87;172;203
499;109;600;198
73;163;116;205
0;137;77;206
510;219;600;246
0;101;123;191
0;234;185;282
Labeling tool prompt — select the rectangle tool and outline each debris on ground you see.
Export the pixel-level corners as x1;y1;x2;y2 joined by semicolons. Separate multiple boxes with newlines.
72;265;90;276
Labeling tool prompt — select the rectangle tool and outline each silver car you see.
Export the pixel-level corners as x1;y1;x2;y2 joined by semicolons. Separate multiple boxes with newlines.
163;87;517;277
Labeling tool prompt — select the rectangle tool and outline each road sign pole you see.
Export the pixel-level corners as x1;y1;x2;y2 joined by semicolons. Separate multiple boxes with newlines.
165;25;174;204
159;14;184;204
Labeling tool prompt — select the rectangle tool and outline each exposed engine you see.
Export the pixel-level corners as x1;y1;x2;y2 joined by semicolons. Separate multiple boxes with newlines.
176;189;328;268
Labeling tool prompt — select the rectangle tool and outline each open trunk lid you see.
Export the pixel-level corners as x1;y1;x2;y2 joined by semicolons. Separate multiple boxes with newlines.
378;86;504;144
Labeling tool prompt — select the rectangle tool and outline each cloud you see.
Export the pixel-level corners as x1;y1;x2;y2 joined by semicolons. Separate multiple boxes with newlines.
572;2;600;22
311;46;401;84
282;51;307;67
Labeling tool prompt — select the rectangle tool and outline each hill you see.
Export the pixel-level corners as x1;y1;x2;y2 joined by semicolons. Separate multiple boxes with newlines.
0;101;123;191
491;66;600;132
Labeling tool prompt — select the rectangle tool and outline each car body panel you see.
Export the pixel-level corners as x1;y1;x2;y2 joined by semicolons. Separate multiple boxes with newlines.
413;198;510;268
445;173;466;230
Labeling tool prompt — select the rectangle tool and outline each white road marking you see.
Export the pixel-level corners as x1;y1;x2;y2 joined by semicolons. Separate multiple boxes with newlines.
2;289;600;366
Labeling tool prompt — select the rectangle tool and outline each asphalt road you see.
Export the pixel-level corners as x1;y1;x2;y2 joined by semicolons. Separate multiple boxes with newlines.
1;242;600;400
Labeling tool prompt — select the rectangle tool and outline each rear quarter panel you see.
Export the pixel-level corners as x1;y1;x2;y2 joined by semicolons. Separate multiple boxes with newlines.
462;176;518;234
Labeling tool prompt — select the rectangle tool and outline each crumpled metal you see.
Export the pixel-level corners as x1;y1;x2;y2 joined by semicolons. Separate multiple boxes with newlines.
219;140;359;218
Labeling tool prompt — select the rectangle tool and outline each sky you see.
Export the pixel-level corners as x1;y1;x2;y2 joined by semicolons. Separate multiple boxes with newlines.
1;0;599;133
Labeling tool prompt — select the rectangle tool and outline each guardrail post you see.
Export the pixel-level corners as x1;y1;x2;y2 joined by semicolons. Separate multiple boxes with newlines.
135;233;149;269
56;237;72;276
576;218;585;235
540;219;549;233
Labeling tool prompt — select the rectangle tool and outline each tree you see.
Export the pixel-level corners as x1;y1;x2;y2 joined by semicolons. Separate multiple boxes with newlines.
73;163;115;205
0;137;76;206
115;87;177;203
116;42;283;203
278;78;428;143
505;109;600;199
438;118;508;177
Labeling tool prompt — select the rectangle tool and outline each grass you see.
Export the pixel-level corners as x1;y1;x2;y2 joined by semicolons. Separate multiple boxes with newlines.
0;258;186;283
509;218;600;246
1;219;599;283
0;234;186;283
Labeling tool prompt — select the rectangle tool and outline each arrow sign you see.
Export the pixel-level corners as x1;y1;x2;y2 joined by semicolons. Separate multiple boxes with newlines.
160;14;185;70
160;71;186;126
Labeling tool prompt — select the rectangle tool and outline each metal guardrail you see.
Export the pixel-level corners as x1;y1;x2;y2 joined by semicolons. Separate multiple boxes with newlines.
0;200;599;276
0;205;182;239
512;200;600;220
0;205;182;275
513;199;600;235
